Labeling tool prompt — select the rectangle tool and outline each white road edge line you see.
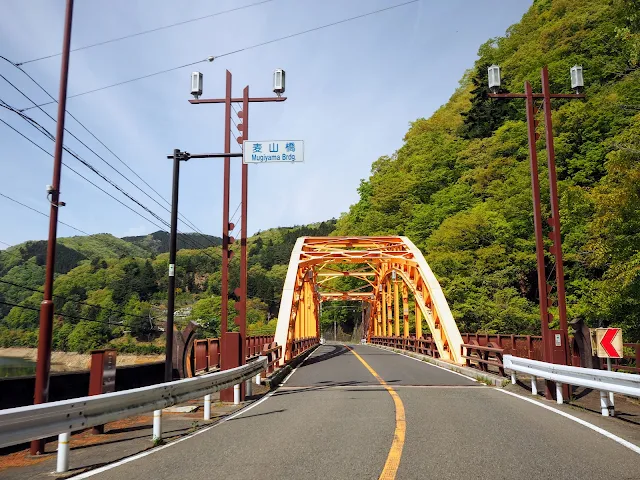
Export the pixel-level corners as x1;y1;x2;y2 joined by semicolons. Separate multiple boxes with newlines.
367;344;478;382
495;388;640;455
69;348;318;479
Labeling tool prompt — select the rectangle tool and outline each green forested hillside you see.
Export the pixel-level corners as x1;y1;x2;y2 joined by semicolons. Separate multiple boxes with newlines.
335;0;640;341
0;222;336;352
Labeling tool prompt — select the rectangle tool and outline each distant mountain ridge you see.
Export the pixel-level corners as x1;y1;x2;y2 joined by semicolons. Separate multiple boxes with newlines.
122;231;222;255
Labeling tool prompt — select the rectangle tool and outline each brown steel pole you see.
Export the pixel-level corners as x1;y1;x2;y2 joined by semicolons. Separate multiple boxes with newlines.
221;70;232;336
525;80;553;400
239;86;249;366
541;66;569;358
31;0;74;456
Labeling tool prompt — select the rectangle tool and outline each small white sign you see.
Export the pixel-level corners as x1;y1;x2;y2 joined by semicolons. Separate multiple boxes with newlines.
555;333;561;347
243;140;304;164
169;264;175;277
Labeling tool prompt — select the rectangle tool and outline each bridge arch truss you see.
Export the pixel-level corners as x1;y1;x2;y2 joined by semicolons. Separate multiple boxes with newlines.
274;236;464;365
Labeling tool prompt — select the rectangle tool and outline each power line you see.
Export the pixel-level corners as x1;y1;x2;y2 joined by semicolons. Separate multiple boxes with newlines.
17;0;278;65
0;114;221;259
0;116;169;233
0;240;11;248
1;99;191;241
0;64;214;247
3;107;223;259
0;300;125;327
0;279;151;321
0;191;91;235
18;0;420;109
230;202;242;225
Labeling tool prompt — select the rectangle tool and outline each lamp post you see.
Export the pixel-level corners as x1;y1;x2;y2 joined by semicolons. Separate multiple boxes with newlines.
488;65;585;400
188;69;286;402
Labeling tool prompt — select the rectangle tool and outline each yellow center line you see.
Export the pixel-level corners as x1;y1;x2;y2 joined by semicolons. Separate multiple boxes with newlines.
347;346;406;480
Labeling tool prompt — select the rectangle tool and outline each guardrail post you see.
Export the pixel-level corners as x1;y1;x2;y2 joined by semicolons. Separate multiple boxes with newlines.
233;384;241;405
600;391;611;416
531;376;538;395
606;358;615;415
56;432;70;473
255;372;261;385
599;390;614;417
511;371;516;385
555;382;563;404
204;394;212;420
245;378;252;397
152;409;162;441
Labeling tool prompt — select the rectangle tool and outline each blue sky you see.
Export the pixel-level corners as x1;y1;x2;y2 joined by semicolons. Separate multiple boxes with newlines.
0;0;533;249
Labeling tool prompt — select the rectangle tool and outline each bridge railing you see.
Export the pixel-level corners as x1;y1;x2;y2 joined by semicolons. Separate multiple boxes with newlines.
193;335;275;374
0;357;267;473
370;334;639;376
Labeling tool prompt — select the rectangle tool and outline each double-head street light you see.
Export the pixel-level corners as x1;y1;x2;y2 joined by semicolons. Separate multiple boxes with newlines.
488;64;585;399
180;68;286;402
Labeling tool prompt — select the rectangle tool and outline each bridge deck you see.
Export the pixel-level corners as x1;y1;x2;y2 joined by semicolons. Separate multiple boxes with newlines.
75;344;639;479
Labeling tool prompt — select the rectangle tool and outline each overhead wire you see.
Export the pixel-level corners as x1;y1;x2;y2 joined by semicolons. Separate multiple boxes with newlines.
2;110;224;259
0;300;125;327
0;191;91;235
0;279;152;322
0;240;11;248
17;0;420;109
230;202;242;226
0;114;222;259
0;62;215;247
0;72;207;236
1;98;213;252
0;116;169;233
16;0;278;65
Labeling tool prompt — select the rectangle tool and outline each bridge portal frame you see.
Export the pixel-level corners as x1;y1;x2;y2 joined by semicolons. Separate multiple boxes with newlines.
274;236;464;365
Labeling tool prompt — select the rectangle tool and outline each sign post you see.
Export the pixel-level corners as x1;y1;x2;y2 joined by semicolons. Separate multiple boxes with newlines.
593;327;623;416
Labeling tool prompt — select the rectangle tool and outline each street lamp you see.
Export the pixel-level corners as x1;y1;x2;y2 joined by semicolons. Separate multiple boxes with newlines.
488;64;501;93
570;65;584;93
487;64;586;400
187;69;287;402
273;68;285;97
191;72;203;99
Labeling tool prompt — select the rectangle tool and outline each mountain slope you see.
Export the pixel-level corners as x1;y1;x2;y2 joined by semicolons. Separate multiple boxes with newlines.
335;0;640;340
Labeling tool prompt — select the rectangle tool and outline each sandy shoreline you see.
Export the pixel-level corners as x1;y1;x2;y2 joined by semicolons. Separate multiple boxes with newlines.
0;348;163;372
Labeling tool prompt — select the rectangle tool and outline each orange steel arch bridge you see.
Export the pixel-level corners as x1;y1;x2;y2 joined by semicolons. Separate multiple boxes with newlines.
274;236;464;365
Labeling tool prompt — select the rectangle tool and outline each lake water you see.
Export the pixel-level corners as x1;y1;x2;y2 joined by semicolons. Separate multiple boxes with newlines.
0;356;36;377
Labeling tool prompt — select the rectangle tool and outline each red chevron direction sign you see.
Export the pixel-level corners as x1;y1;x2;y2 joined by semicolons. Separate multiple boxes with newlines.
596;328;623;358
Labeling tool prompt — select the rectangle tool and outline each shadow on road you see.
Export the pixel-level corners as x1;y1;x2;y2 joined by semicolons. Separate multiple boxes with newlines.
227;409;286;422
273;381;372;397
301;344;350;366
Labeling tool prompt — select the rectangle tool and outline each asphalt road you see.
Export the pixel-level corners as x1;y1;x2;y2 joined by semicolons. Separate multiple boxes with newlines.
80;343;640;480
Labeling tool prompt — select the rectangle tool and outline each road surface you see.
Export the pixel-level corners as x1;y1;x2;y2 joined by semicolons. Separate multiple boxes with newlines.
78;343;640;479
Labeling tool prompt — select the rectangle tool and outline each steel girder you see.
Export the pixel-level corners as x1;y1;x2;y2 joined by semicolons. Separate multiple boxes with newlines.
274;237;464;365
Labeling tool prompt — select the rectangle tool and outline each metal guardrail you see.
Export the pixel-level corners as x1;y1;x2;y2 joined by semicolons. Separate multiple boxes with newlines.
0;357;267;472
504;355;640;416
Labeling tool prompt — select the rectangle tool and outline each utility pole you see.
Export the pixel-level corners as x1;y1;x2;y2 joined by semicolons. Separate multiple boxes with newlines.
31;0;74;456
489;64;585;399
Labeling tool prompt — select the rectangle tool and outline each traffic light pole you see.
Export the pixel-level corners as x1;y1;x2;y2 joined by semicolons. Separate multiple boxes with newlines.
31;0;74;455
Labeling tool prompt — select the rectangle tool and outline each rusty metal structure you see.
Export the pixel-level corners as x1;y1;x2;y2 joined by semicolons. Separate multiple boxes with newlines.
275;236;465;365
